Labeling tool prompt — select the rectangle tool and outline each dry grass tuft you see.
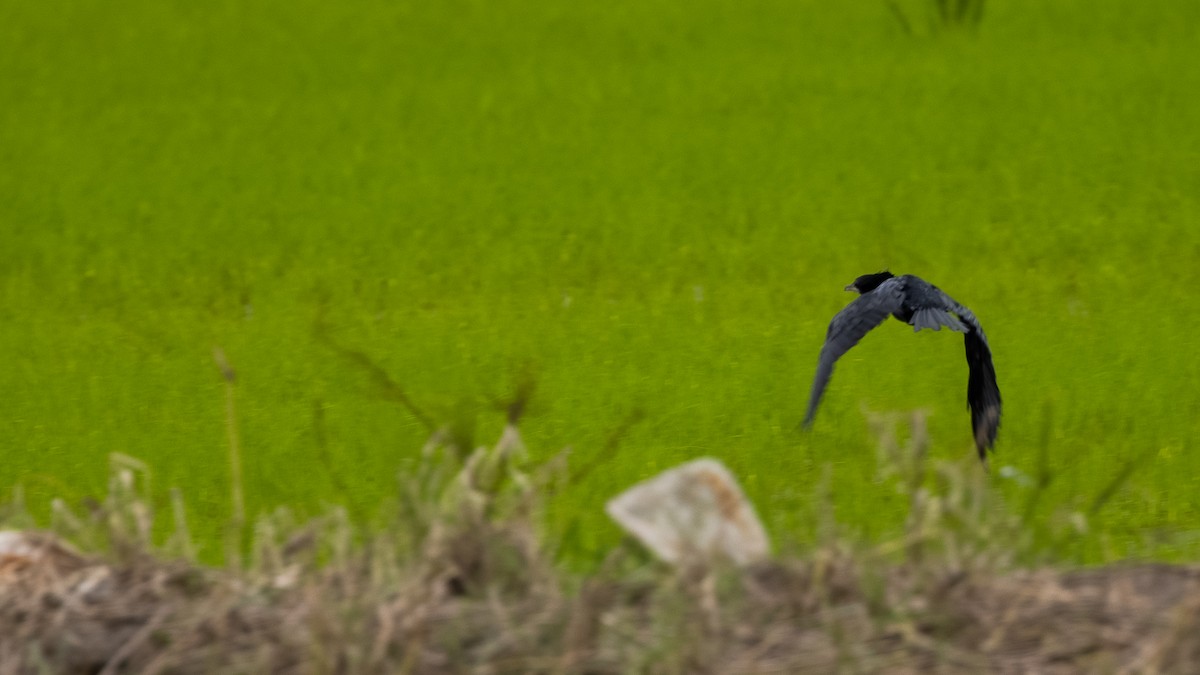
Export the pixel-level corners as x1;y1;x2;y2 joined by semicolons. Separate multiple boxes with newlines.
3;417;1200;674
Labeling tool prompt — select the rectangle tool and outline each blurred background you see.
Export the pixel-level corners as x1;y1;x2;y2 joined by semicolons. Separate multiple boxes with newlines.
2;0;1198;563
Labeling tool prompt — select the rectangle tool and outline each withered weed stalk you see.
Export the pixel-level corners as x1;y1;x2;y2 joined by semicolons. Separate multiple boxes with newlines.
886;0;986;36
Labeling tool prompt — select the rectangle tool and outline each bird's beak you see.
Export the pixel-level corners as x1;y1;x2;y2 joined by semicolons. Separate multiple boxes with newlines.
844;284;857;293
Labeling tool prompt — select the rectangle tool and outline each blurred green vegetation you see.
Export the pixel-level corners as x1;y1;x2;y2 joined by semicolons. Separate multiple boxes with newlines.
2;0;1198;564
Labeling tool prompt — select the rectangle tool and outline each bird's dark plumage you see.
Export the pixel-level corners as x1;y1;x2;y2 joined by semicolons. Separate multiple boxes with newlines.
803;272;1001;462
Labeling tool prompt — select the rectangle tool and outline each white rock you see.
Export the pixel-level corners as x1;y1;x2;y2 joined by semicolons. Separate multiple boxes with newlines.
606;458;770;567
0;530;85;583
0;530;40;557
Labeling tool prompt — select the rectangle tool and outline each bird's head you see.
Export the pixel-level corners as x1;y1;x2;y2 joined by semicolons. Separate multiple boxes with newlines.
845;271;894;294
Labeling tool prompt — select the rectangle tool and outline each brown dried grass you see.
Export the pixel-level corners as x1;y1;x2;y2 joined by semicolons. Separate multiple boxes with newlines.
3;417;1199;674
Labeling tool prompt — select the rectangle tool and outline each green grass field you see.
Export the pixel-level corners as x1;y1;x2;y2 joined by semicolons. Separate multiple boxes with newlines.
3;0;1199;565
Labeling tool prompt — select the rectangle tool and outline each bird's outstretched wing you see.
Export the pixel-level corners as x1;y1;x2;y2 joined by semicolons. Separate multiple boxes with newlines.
803;278;905;428
901;278;971;333
926;286;1002;460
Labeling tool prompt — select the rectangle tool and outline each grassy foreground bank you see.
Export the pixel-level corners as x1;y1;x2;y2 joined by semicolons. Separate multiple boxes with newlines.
3;420;1199;673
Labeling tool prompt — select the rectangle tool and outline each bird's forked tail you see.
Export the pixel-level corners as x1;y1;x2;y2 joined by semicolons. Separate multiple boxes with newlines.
964;329;1001;461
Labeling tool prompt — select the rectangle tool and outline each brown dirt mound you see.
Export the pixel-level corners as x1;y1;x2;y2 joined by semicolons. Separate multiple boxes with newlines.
4;419;1195;674
4;531;1200;673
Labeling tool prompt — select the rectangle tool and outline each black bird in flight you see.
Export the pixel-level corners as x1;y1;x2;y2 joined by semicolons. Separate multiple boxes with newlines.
803;271;1001;462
